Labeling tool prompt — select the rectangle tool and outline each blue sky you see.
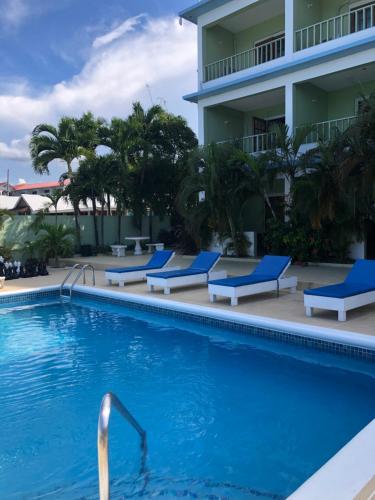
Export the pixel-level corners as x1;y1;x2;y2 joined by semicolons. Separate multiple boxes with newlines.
0;0;197;185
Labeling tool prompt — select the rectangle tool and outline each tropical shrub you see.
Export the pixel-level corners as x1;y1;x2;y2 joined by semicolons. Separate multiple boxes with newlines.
36;223;75;267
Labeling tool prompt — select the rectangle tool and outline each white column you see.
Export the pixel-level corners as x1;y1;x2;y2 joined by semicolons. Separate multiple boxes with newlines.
197;23;204;88
198;102;205;145
285;82;294;132
284;0;294;58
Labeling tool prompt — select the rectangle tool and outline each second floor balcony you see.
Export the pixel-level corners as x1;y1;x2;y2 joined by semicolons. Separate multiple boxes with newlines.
204;35;285;82
295;1;375;51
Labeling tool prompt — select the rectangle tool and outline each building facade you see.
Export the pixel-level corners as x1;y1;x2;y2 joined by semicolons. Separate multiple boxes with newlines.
180;0;375;255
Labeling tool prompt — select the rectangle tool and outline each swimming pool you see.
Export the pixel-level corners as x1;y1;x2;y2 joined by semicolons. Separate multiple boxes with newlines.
1;292;374;499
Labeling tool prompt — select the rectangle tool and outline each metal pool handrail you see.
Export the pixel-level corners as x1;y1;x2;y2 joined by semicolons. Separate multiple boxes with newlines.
60;264;96;297
97;392;148;500
69;264;95;296
60;263;83;295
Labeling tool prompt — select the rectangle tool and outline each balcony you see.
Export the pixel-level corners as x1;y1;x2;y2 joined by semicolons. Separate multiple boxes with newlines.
295;1;375;51
296;116;357;144
218;132;277;154
204;36;285;82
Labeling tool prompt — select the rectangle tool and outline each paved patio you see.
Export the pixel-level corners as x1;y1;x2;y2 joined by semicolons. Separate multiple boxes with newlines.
2;254;375;336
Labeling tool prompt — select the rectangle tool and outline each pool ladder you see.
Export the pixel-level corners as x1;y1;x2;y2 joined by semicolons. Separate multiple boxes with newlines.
98;392;148;500
60;264;96;297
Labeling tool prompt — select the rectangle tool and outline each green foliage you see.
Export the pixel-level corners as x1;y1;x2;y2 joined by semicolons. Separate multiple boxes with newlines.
35;223;75;267
177;143;255;256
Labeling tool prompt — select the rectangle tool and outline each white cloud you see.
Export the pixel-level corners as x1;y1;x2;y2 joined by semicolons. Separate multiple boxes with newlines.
18;178;26;184
2;0;28;27
0;15;198;161
0;136;30;161
92;14;147;49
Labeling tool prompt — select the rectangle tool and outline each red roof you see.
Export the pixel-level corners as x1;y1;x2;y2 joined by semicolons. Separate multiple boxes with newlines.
13;179;69;191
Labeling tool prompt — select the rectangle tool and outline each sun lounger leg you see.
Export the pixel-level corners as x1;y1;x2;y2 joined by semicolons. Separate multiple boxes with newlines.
306;306;313;317
164;287;170;295
107;279;112;285
148;284;154;292
338;310;346;322
119;281;125;287
209;294;216;303
230;297;238;306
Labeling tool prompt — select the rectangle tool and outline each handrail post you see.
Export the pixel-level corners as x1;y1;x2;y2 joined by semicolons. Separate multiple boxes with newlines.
98;392;147;500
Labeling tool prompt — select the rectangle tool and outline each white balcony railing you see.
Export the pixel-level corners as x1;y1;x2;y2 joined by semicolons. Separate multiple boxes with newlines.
297;115;357;144
218;132;276;154
295;3;375;51
204;37;285;82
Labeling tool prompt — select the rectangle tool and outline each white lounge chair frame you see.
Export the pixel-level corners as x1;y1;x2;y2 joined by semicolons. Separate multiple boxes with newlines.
304;290;375;322
147;261;226;295
106;253;179;287
208;261;297;306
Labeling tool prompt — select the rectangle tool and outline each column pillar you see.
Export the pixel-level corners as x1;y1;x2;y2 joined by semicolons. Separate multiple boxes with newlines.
284;0;294;58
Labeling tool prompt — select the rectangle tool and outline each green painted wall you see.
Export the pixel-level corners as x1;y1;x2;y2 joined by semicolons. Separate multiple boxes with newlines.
0;215;171;260
295;80;375;126
204;106;244;143
235;14;284;53
294;83;328;127
327;81;375;119
294;0;321;30
204;25;235;65
294;0;348;30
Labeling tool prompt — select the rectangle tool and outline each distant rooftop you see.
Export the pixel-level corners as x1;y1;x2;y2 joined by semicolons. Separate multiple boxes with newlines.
179;0;229;24
13;179;69;191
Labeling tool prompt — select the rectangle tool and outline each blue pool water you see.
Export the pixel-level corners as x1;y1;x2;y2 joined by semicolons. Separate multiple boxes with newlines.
0;295;375;499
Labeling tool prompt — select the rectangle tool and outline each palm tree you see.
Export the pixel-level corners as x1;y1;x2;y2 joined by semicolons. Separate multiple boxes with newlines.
30;113;104;249
46;189;64;225
178;144;255;256
36;223;75;267
265;123;314;209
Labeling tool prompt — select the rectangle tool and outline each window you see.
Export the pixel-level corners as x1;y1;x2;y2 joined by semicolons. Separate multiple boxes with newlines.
32;191;37;194
44;190;50;193
350;1;375;33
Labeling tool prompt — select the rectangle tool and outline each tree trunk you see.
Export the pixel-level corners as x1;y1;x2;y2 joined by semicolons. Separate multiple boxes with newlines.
107;193;111;216
264;191;277;220
100;195;105;247
73;202;81;251
92;197;99;248
117;213;122;244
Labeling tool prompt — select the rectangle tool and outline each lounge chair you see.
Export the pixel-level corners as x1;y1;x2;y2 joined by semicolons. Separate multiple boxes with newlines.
106;250;177;286
208;255;297;306
304;259;375;321
147;251;226;295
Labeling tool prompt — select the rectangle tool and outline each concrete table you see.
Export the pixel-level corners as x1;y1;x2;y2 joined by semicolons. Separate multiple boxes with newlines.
110;245;127;257
125;237;149;256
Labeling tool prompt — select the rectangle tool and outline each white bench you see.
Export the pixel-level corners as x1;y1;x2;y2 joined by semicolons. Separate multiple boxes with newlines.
146;243;165;253
110;245;127;257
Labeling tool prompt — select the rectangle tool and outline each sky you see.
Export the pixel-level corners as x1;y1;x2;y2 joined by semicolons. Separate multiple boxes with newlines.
0;0;198;185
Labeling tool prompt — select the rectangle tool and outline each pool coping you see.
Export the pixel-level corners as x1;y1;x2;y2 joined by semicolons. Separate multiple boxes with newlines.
288;418;375;500
1;284;374;357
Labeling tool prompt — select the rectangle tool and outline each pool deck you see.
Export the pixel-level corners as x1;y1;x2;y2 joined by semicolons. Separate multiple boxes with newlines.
2;253;375;336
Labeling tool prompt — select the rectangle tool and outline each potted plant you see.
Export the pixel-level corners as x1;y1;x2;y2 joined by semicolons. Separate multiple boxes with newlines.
36;223;75;268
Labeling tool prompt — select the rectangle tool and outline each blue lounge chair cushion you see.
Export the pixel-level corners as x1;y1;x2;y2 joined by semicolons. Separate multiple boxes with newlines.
106;250;173;274
147;269;209;279
208;274;276;287
304;283;375;299
189;251;221;271
345;259;375;287
304;259;375;299
147;251;221;280
208;255;291;288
